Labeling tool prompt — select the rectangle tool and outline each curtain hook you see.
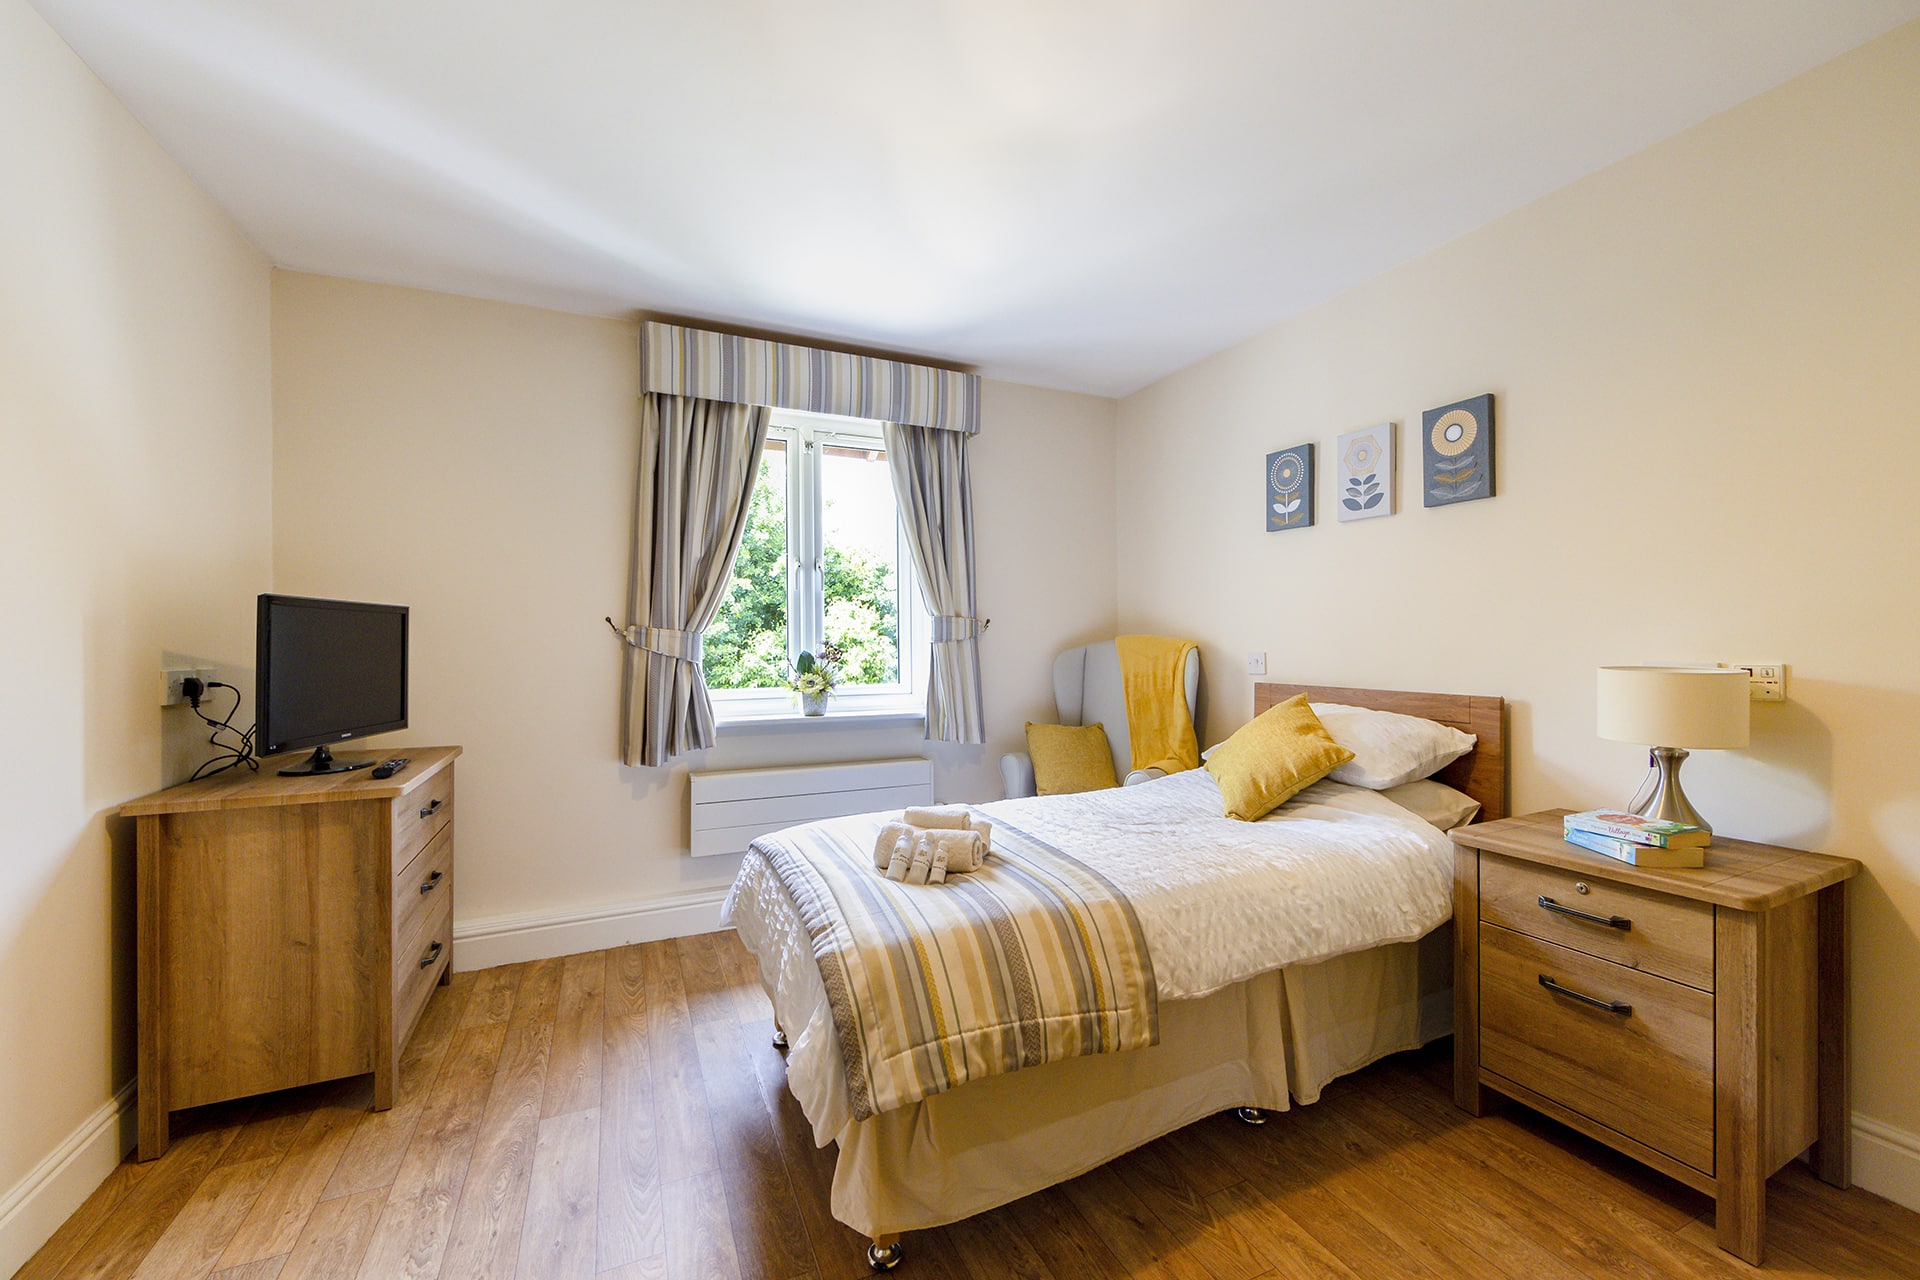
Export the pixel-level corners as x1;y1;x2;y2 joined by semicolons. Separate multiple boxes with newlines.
604;616;626;638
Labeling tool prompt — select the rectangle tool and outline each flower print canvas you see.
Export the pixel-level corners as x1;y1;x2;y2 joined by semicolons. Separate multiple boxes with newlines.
1336;423;1394;522
1266;444;1314;531
1422;393;1495;507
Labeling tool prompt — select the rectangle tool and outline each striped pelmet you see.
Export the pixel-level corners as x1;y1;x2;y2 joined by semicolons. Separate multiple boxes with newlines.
749;810;1159;1120
641;321;980;435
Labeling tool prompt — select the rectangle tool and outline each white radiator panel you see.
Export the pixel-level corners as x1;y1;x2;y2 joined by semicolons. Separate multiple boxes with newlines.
688;757;933;859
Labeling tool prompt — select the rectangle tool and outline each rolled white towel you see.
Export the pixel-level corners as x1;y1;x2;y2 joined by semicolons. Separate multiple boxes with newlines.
901;806;993;854
903;805;970;830
915;827;987;875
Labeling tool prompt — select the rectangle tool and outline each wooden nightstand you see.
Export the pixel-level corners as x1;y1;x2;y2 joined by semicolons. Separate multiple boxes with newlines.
1450;810;1860;1265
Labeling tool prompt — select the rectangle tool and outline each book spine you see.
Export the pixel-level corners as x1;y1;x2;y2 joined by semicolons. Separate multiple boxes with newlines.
1563;815;1680;847
1562;828;1641;862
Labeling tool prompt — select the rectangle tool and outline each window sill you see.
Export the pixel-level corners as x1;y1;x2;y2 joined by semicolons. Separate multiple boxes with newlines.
714;706;927;734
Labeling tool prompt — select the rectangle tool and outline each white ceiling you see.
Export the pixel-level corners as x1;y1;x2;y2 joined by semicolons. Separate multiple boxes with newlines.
31;1;1920;395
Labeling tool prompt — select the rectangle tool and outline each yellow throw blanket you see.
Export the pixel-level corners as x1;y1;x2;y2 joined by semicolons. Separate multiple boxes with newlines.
1116;635;1200;775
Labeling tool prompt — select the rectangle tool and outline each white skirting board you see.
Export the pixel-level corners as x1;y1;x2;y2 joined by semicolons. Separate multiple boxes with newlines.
0;1082;135;1279
1853;1113;1920;1214
450;887;732;971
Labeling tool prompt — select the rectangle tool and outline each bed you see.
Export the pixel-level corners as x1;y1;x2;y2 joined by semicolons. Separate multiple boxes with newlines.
723;682;1507;1270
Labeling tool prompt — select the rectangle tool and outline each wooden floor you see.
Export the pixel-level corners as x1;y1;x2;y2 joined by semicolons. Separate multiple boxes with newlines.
19;932;1920;1280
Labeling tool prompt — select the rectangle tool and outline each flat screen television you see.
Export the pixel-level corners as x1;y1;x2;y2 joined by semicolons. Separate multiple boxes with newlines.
256;594;409;776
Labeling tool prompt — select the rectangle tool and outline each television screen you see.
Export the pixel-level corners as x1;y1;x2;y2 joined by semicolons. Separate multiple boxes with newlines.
257;595;408;763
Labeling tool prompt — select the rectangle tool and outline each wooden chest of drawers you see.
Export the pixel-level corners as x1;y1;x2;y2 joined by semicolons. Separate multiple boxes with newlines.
1452;811;1858;1265
123;747;460;1160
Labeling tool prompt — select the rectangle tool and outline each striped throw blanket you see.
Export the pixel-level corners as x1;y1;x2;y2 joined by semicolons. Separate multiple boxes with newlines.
750;810;1159;1121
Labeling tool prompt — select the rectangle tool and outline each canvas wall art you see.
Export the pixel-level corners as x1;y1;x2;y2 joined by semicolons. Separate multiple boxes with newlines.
1422;393;1494;507
1266;444;1315;531
1336;423;1394;522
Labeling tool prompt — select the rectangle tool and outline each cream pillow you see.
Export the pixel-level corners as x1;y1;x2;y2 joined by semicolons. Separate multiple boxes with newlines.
1204;695;1355;821
1026;722;1120;795
1379;778;1481;831
1313;703;1476;790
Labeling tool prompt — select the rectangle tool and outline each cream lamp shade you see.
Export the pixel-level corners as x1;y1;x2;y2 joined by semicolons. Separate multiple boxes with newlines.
1596;666;1750;749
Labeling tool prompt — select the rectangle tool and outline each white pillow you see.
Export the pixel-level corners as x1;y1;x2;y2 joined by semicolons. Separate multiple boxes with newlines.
1312;702;1476;790
1379;778;1481;831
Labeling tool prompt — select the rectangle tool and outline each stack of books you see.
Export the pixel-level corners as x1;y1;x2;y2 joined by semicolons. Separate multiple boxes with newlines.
1562;810;1710;868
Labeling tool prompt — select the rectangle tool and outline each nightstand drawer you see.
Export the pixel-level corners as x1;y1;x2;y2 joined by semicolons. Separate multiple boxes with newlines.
1480;852;1714;990
1479;923;1715;1173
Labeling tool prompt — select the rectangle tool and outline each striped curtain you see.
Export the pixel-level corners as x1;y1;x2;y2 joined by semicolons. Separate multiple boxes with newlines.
620;394;770;767
884;422;986;744
641;321;980;435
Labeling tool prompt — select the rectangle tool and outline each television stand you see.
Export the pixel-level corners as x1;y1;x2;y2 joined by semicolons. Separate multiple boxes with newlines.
122;746;460;1159
278;744;377;776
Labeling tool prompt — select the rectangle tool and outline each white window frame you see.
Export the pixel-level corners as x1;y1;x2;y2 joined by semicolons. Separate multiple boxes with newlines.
709;410;928;722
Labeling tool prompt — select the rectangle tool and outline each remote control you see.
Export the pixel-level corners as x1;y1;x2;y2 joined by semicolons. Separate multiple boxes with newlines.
369;756;410;779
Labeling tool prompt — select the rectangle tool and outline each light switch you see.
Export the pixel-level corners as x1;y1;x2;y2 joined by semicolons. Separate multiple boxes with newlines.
1246;652;1267;676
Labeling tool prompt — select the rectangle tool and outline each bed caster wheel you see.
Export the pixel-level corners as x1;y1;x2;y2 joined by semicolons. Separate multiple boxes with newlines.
771;1028;788;1050
866;1240;904;1271
1234;1106;1267;1125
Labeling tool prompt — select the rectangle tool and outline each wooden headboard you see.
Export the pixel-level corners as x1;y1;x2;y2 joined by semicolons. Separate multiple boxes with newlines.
1254;683;1509;822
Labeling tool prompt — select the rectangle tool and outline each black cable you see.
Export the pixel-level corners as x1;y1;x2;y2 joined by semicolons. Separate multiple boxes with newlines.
186;681;259;781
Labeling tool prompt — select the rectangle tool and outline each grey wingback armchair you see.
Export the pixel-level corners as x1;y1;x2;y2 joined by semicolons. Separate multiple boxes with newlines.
1000;641;1202;798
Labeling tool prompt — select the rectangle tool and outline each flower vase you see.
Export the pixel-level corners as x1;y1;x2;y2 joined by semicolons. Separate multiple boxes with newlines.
801;690;828;717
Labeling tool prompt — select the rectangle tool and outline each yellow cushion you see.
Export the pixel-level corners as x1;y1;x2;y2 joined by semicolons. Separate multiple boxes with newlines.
1204;695;1356;821
1026;722;1120;795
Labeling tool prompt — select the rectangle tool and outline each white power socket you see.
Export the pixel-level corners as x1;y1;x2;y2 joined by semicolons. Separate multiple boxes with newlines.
160;667;217;708
1738;663;1787;703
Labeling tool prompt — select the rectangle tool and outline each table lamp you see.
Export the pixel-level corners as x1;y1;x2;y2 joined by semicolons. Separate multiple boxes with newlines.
1595;665;1750;835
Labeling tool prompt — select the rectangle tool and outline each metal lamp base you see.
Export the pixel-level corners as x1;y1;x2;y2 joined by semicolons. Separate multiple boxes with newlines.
1630;746;1712;835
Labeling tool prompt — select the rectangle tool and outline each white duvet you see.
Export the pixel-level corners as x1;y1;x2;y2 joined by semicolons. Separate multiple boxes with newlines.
732;767;1453;1005
979;769;1454;998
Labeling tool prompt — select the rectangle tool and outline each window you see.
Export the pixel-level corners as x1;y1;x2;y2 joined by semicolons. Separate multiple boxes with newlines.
703;411;926;718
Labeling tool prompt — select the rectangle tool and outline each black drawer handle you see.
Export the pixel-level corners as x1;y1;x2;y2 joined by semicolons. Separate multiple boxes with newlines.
419;940;444;970
1538;895;1631;930
419;870;443;895
1539;974;1631;1015
420;797;444;820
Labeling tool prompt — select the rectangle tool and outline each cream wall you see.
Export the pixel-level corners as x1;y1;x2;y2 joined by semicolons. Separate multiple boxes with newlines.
270;272;1117;938
0;0;273;1265
1116;22;1920;1161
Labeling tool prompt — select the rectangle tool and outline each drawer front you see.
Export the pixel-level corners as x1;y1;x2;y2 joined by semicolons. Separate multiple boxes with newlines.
1479;923;1715;1174
394;887;452;1041
392;767;455;874
1480;852;1714;991
393;822;453;958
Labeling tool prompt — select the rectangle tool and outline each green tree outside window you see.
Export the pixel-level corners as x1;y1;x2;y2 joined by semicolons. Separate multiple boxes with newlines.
704;449;900;691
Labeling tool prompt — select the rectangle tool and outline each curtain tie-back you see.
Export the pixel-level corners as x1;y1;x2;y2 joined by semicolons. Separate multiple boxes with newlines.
930;615;985;643
621;623;704;663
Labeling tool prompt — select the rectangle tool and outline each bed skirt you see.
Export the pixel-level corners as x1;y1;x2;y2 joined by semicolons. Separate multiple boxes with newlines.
727;866;1452;1237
